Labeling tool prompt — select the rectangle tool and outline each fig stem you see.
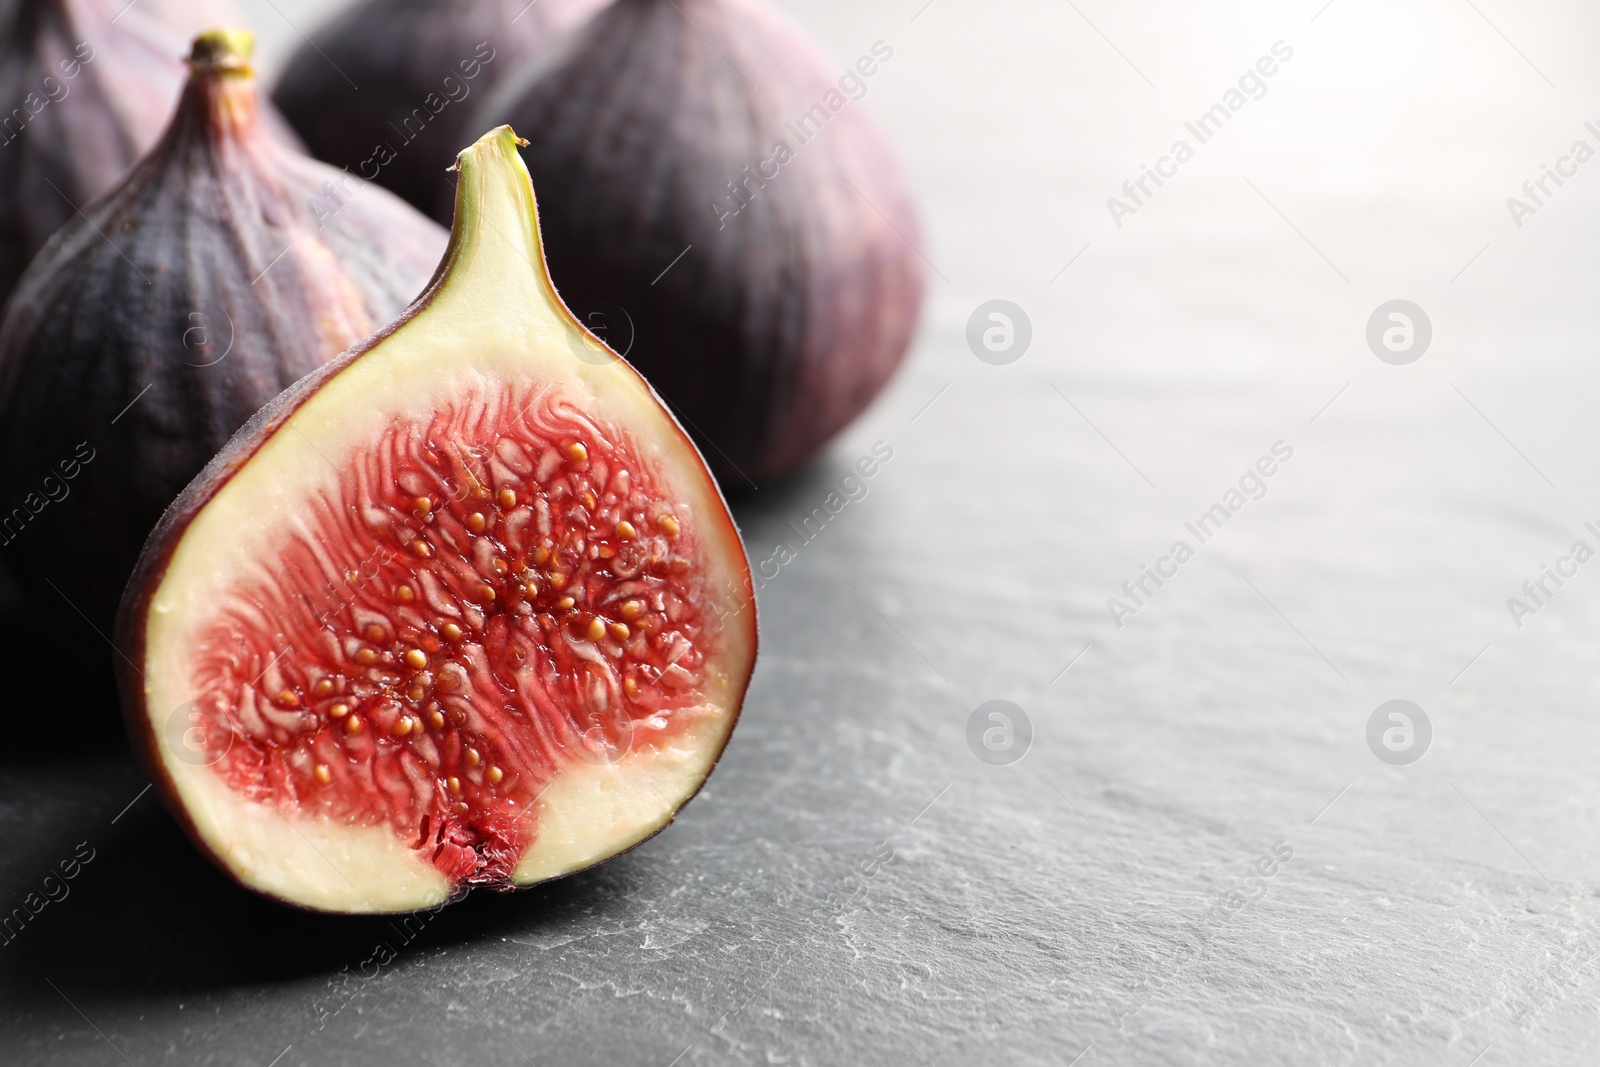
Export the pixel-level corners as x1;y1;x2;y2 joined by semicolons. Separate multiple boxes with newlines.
423;127;582;346
187;28;255;77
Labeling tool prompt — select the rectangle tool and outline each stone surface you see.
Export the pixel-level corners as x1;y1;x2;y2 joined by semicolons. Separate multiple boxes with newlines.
4;0;1600;1063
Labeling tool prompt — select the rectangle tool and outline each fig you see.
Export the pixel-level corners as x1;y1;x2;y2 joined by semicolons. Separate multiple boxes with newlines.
271;0;606;215
473;0;924;485
0;0;241;301
0;29;446;632
115;126;757;914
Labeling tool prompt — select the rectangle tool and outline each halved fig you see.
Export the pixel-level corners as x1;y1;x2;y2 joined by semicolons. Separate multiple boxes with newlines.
115;126;757;914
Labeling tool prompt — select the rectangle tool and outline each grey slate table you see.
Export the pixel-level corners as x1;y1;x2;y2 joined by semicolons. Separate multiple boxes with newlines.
7;0;1600;1063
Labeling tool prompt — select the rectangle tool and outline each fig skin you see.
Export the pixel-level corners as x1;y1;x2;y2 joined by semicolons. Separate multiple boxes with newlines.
115;126;757;913
470;0;925;486
0;29;446;632
0;0;241;302
271;0;607;215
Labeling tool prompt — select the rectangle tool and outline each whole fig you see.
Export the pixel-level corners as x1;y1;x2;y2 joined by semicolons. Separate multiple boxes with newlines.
472;0;924;485
0;29;447;631
0;0;238;302
272;0;607;215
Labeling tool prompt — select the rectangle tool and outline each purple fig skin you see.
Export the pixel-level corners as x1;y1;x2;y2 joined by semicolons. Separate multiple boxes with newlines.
0;29;446;632
271;0;607;215
470;0;925;486
0;0;242;303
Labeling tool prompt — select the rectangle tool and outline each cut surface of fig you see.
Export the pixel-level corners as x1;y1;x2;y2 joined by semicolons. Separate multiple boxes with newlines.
118;127;757;913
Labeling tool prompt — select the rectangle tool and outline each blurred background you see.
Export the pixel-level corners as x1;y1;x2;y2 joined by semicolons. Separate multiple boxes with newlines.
8;0;1600;1063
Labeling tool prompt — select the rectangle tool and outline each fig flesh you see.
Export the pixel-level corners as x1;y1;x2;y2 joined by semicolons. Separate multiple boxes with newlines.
0;29;446;632
117;126;757;914
0;0;240;301
474;0;924;485
272;0;606;215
